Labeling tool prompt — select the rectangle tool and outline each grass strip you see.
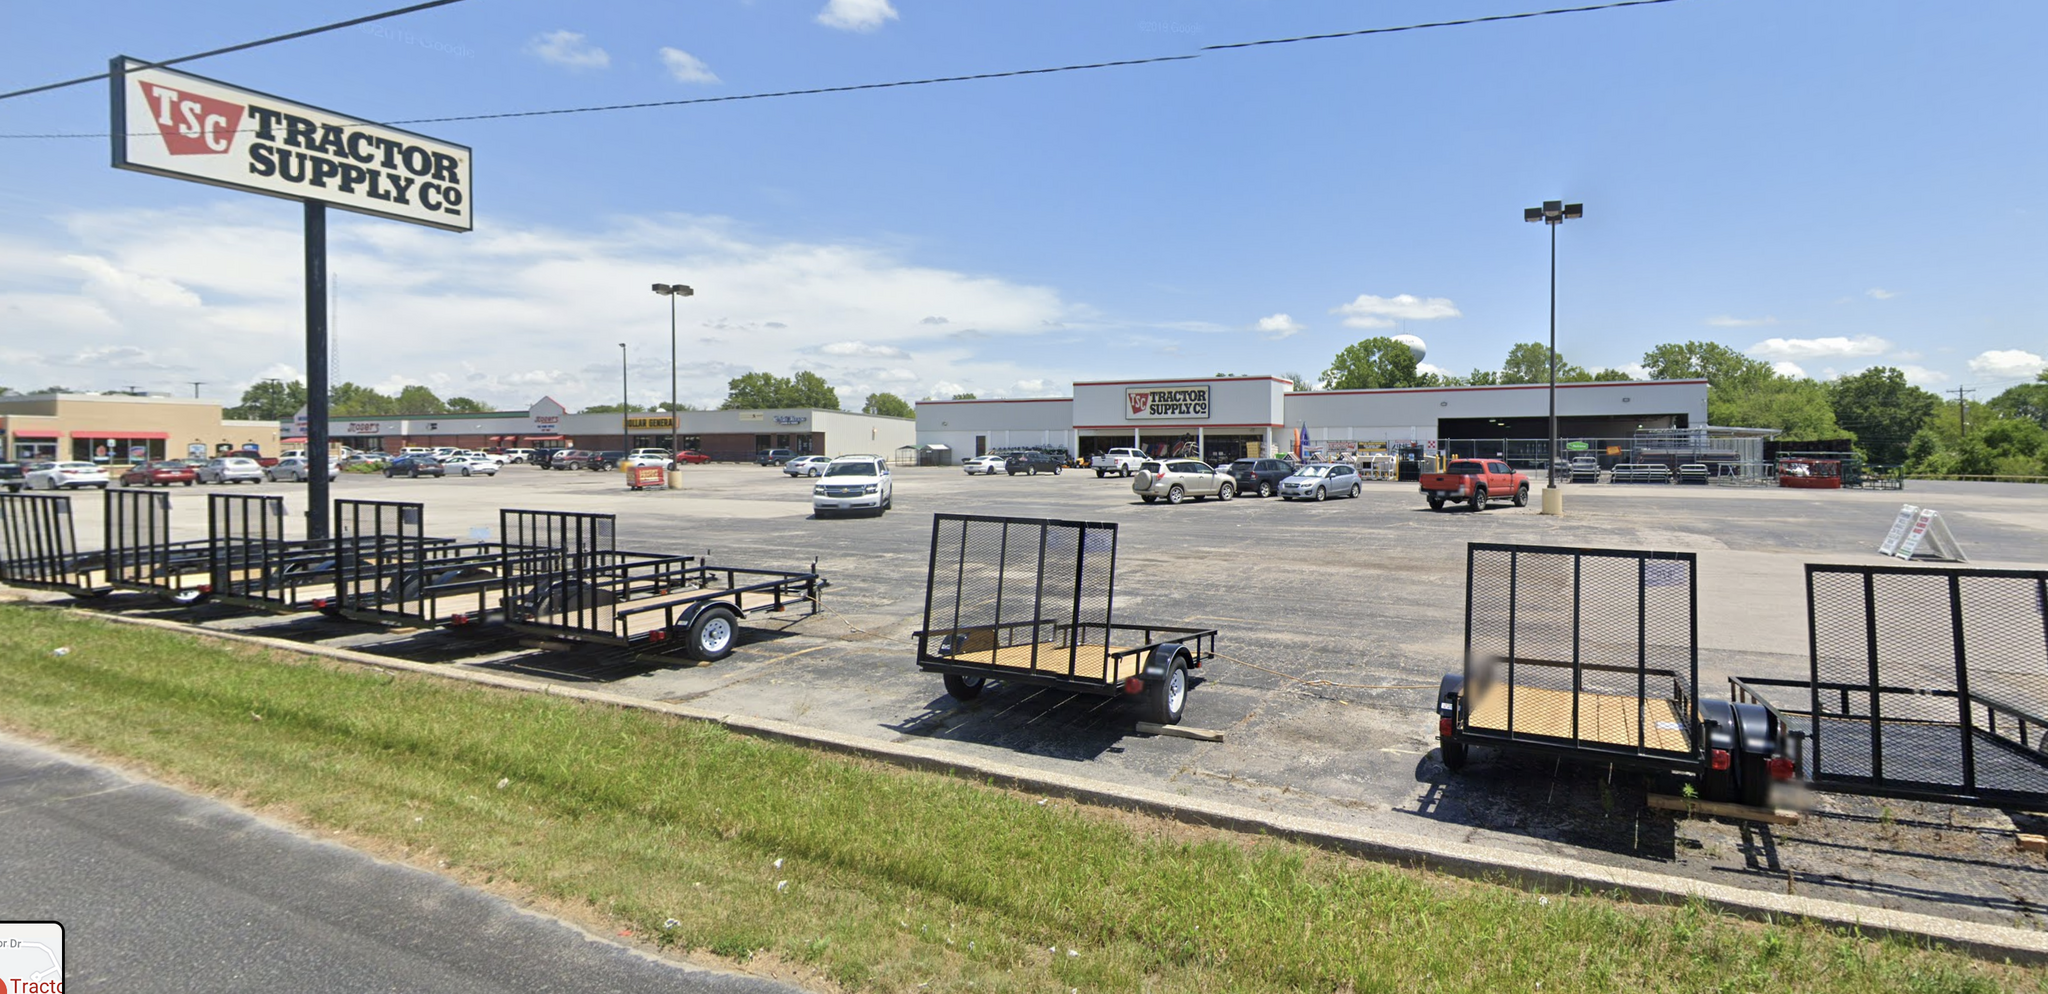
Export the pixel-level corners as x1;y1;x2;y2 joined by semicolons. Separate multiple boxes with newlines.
0;602;2035;994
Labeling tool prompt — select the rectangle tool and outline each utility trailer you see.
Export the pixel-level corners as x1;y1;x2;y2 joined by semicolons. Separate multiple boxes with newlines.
1436;542;1793;805
0;492;110;598
1729;562;2048;808
316;499;553;630
102;488;215;605
499;508;823;660
914;512;1218;725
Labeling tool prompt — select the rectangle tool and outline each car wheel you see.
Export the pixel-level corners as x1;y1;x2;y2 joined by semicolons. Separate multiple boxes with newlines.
1218;482;1234;501
882;493;892;511
1350;483;1362;498
1428;496;1445;510
1122;468;1133;478
1513;485;1529;507
1141;495;1157;503
1258;481;1274;498
1096;469;1106;478
384;470;394;478
1314;487;1327;502
1165;485;1185;505
461;467;471;477
682;608;739;661
1144;656;1189;725
410;468;420;479
943;672;985;701
1053;466;1062;475
1471;487;1488;511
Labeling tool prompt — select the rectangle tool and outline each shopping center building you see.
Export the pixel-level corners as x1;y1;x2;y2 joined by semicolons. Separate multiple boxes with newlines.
0;392;281;464
301;397;915;461
914;376;1710;465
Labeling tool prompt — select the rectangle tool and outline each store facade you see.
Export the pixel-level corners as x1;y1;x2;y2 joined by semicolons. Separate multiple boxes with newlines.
0;393;280;464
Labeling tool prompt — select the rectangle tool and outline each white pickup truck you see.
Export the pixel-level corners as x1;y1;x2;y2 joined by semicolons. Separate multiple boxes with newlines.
1091;448;1147;477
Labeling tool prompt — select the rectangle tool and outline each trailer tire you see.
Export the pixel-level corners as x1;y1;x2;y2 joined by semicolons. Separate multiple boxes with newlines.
943;672;985;701
684;607;739;661
161;587;211;607
1145;656;1189;725
1738;751;1772;809
1440;737;1467;771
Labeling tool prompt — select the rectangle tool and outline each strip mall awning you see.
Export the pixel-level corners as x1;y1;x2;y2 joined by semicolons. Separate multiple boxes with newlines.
80;431;170;440
9;430;60;438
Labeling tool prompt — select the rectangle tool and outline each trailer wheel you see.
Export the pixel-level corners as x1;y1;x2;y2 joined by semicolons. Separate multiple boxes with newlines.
1738;751;1772;808
943;672;985;701
161;587;211;607
1440;736;1467;771
1145;657;1189;724
684;608;739;661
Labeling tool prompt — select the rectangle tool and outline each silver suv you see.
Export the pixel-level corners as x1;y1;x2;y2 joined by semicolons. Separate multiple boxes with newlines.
812;455;893;517
1131;459;1234;505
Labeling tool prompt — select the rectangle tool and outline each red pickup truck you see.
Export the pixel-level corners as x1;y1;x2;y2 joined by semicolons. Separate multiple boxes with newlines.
1420;459;1530;511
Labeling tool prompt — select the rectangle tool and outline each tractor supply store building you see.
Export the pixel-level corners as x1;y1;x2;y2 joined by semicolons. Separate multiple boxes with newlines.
310;397;915;462
915;377;1709;464
0;392;282;465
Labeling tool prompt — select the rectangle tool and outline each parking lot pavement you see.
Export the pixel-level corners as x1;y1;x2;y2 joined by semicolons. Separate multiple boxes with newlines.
25;465;2048;928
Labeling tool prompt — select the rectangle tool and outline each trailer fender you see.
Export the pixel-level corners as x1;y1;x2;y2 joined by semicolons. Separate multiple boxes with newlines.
1436;674;1464;725
1699;698;1739;755
1137;644;1189;684
1728;702;1780;759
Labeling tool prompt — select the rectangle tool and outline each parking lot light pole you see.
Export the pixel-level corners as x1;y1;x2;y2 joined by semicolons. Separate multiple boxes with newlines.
651;283;693;456
1524;200;1581;516
619;342;629;448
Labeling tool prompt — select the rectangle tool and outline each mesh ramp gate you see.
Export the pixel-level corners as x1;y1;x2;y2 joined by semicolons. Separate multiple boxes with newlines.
333;499;429;620
919;513;1121;683
1462;543;1699;761
1800;563;2048;805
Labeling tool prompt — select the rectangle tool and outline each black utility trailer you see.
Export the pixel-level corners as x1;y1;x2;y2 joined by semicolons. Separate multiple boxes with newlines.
102;488;216;605
1436;542;1792;805
317;499;554;630
914;513;1218;725
0;492;110;598
499;508;823;660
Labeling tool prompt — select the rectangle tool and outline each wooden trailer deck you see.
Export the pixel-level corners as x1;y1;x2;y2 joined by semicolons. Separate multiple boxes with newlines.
1466;684;1693;753
532;587;806;638
942;642;1141;682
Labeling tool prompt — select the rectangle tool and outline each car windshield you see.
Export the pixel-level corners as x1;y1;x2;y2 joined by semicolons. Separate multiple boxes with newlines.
825;461;877;477
1229;460;1257;471
1294;466;1331;478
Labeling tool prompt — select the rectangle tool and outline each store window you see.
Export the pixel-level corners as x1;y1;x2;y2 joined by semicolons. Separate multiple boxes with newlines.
796;436;813;454
13;440;58;462
73;437;166;463
755;434;771;450
680;436;702;450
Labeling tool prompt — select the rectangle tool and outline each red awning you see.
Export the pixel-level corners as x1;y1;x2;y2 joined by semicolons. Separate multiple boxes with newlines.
9;430;60;438
79;431;170;440
281;437;307;443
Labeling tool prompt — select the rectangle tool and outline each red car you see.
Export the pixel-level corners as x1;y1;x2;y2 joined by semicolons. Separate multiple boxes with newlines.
119;460;199;487
672;450;712;464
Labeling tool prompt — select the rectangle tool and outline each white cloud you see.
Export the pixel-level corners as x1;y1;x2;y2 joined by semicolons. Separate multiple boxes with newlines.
1866;287;1898;300
0;207;1075;409
527;30;609;69
919;315;949;325
1417;362;1453;378
820;341;909;358
1897;364;1949;386
1746;335;1891;361
1771;361;1807;379
1330;293;1460;330
1705;314;1777;328
1968;349;2046;382
1599;362;1649;380
1255;313;1303;339
817;0;899;32
658;47;719;84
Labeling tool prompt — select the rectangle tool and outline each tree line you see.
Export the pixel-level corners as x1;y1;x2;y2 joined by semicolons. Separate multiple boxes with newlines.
1315;336;2046;474
219;372;922;422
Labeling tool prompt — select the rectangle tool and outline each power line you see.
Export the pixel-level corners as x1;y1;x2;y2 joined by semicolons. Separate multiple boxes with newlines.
0;0;475;102
0;0;1691;139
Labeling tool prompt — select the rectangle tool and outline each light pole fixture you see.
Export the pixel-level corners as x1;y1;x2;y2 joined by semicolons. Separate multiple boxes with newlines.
651;283;694;455
619;342;629;449
1524;199;1582;513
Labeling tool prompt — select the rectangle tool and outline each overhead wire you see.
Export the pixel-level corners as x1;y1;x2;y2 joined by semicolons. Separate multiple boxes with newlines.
0;0;1693;139
0;0;476;103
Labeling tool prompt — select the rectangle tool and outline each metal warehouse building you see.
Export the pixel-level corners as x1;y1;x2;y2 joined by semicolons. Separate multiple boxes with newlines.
915;376;1709;464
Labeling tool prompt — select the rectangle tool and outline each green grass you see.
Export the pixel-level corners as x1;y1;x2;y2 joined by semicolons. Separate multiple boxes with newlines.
0;602;2036;994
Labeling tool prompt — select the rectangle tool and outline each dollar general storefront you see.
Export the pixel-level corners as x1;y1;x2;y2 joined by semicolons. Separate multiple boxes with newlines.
0;392;281;464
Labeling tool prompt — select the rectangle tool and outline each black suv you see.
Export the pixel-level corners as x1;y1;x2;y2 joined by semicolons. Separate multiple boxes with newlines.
1226;457;1295;498
0;461;23;493
1003;451;1064;476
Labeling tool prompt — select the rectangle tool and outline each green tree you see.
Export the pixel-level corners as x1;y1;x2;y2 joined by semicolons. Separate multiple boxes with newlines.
1499;343;1589;385
950;392;978;400
580;402;647;414
722;372;790;409
1719;377;1845;440
228;378;306;421
329;382;396;417
862;392;914;418
394;384;446;414
1984;371;2048;429
1464;369;1500;386
1639;340;1774;392
1591;368;1633;382
789;371;841;410
1283;372;1311;392
444;396;492;414
1828;366;1939;465
1323;336;1424;390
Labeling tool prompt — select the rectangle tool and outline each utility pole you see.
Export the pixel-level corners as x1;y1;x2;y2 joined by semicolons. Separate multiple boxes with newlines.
1951;386;1976;436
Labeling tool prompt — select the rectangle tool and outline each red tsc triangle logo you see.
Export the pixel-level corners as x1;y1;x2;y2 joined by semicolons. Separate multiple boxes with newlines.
141;81;245;155
1129;392;1150;416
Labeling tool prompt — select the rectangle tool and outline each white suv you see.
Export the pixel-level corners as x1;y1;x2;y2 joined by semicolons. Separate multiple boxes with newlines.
812;455;892;517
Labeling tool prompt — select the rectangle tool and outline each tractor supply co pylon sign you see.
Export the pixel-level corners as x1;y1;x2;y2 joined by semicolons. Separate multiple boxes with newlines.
110;58;472;232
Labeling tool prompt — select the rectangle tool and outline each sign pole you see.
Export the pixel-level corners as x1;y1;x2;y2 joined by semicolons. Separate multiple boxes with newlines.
305;200;331;541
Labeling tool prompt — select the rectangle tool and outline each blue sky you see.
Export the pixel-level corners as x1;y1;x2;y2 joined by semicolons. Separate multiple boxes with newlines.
2;0;2043;411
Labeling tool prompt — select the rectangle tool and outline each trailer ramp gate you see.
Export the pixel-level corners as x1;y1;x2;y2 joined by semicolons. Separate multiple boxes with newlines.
1462;543;1699;761
919;513;1123;682
0;493;104;594
1784;563;2048;806
104;488;210;599
209;492;332;609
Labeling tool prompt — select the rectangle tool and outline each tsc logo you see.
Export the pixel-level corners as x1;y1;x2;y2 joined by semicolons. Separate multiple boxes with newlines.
141;81;244;155
1128;392;1150;416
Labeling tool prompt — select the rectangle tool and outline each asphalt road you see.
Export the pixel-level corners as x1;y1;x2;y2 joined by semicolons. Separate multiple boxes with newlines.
0;734;806;994
13;464;2048;931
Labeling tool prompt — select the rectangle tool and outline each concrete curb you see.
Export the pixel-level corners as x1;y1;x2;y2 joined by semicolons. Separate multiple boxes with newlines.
72;608;2048;964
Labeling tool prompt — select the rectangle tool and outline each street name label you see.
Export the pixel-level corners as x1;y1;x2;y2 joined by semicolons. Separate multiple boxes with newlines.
0;922;63;993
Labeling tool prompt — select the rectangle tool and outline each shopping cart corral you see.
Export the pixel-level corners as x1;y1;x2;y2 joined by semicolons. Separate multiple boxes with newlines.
500;508;824;660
